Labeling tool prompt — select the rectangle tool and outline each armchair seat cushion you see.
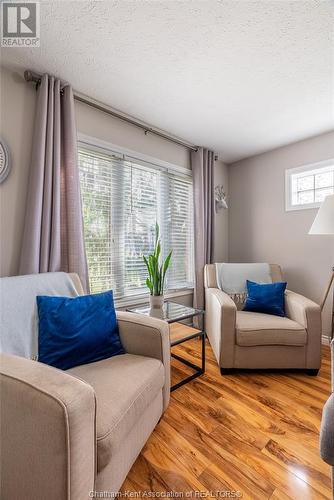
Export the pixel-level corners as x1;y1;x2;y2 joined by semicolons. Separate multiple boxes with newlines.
236;311;307;347
67;353;165;472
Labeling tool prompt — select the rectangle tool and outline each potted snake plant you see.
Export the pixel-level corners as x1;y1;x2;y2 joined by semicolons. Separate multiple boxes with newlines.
143;223;172;309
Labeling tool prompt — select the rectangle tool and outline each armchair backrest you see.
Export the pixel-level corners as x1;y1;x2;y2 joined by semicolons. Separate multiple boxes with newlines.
0;272;82;360
204;263;283;289
204;263;283;310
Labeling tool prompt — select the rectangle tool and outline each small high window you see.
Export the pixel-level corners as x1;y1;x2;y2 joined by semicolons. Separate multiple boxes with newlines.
285;159;334;211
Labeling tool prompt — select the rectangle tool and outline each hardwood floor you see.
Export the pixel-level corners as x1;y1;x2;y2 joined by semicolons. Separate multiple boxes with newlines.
121;325;332;499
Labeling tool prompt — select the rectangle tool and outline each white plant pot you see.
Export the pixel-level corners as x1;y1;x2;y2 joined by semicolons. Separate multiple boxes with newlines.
149;294;164;309
149;307;164;319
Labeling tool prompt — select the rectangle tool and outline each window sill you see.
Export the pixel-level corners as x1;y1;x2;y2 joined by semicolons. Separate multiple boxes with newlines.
285;202;322;212
115;288;194;309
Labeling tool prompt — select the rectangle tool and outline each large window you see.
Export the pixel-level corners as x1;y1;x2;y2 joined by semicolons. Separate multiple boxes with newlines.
285;159;334;211
78;143;194;300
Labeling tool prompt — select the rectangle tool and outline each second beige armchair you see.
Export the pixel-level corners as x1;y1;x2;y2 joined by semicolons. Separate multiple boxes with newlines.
204;264;322;374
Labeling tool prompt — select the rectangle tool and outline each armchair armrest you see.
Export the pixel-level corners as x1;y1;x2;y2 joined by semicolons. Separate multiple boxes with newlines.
0;353;96;500
285;290;321;328
205;288;237;368
285;290;322;368
116;311;170;410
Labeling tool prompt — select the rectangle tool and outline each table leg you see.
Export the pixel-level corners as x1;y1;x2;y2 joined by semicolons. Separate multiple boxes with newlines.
171;331;206;391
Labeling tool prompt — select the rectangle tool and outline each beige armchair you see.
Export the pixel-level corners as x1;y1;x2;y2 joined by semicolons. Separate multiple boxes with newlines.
0;273;170;500
204;264;322;374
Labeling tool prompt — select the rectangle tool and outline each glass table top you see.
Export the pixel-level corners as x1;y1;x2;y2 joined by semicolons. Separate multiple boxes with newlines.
126;301;204;323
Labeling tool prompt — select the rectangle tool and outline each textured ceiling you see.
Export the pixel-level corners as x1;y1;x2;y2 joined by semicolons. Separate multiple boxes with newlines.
1;0;333;162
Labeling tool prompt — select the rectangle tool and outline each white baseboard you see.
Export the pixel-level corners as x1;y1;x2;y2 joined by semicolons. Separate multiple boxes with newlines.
322;335;330;345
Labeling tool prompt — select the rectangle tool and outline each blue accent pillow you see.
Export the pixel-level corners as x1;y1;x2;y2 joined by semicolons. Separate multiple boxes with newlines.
37;290;124;370
243;280;287;317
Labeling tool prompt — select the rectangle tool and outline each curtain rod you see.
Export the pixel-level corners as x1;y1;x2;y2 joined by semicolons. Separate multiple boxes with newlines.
24;70;199;152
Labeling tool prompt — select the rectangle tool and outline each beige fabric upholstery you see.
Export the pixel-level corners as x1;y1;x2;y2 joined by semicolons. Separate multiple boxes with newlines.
116;311;170;410
205;288;237;368
285;289;322;367
0;272;171;497
204;263;321;370
96;392;163;492
68;354;165;473
236;311;307;347
0;353;96;500
270;264;284;283
233;345;308;369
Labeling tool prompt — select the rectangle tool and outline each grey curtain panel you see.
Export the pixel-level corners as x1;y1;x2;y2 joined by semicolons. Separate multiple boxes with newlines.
191;148;215;315
19;74;89;292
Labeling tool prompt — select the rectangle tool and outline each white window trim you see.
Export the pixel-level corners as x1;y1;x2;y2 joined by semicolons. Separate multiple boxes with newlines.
78;132;191;177
285;158;334;212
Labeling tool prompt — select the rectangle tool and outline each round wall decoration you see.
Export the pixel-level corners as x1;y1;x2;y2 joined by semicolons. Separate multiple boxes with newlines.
0;139;11;183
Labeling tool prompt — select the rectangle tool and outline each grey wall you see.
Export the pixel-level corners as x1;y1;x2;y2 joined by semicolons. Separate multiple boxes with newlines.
229;131;334;337
0;67;35;277
214;160;229;262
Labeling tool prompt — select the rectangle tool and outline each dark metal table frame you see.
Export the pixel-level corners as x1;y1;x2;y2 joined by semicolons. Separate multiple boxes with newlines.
170;313;205;391
126;302;205;391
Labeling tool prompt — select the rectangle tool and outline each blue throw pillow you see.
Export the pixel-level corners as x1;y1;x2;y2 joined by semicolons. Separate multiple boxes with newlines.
37;290;124;370
243;280;287;317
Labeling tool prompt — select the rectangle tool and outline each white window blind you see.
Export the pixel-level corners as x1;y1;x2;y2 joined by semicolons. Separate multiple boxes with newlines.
78;145;194;299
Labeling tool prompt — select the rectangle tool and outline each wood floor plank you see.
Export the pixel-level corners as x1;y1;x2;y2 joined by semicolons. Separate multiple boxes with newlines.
142;431;209;492
199;374;323;444
120;326;331;499
165;404;275;498
261;438;331;496
269;489;294;500
154;419;211;477
208;422;328;499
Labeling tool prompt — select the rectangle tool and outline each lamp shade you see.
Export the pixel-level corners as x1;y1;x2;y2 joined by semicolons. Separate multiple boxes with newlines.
309;194;334;235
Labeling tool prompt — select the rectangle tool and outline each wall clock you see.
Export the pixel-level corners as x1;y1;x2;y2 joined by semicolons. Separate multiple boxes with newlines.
0;139;11;183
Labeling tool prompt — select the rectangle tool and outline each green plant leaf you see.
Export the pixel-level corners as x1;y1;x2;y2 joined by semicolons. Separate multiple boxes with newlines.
143;255;152;277
158;264;163;295
149;254;158;295
155;222;159;245
143;223;171;296
148;254;156;274
163;250;172;275
161;250;172;292
146;278;153;294
155;241;161;260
